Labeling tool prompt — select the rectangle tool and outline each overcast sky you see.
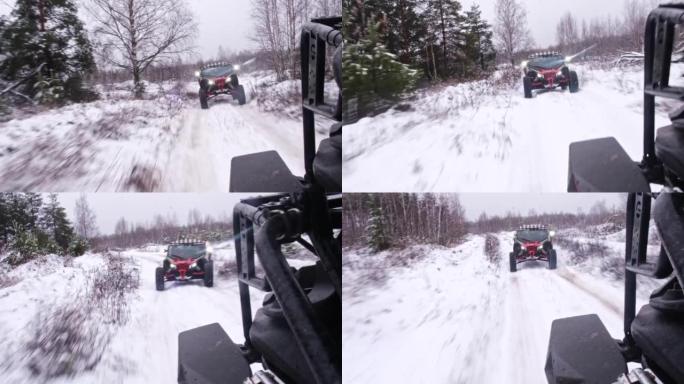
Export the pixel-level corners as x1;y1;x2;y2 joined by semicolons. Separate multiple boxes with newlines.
462;0;656;49
459;193;625;220
0;0;256;59
57;193;252;235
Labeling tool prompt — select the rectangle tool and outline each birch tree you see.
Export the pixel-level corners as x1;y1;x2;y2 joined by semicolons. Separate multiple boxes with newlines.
86;0;197;98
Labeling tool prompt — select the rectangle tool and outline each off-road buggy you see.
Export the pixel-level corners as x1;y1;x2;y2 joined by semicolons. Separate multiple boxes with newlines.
176;17;342;384
521;52;579;98
568;4;684;192
155;238;214;291
509;224;557;272
195;62;246;109
545;192;684;384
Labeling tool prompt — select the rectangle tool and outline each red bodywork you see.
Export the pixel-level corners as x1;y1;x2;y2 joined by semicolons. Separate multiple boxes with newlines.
529;66;569;90
164;257;206;281
515;241;550;262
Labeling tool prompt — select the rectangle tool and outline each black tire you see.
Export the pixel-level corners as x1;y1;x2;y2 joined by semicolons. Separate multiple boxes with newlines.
236;85;246;105
231;74;239;87
548;249;557;270
569;71;579;93
509;252;517;272
155;267;165;291
203;261;214;287
523;77;532;99
199;88;209;109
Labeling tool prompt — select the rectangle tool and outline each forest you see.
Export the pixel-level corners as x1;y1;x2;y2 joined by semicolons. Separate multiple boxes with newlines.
343;193;626;252
0;193;87;265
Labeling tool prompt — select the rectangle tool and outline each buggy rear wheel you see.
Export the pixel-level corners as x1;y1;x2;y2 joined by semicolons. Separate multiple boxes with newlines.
548;249;557;270
155;267;165;291
203;261;214;287
199;88;209;109
523;77;532;99
569;71;579;93
509;252;517;272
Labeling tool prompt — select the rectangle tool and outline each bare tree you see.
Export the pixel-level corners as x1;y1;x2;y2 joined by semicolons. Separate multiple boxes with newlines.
623;0;650;51
114;217;128;235
494;0;533;66
86;0;197;98
74;194;98;240
556;12;579;52
251;0;318;81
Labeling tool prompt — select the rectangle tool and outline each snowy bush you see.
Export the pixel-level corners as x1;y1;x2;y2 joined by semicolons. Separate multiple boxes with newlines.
69;238;88;257
25;252;139;378
7;229;41;266
88;253;139;325
26;297;109;379
484;234;500;263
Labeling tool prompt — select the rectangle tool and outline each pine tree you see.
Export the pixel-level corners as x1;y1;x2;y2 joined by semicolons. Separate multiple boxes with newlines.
383;0;425;65
343;18;417;115
0;0;96;103
464;5;496;74
425;0;466;78
366;197;389;252
41;194;74;254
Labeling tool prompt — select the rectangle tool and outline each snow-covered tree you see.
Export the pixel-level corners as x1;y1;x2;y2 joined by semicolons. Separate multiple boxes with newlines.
0;0;95;103
343;17;417;115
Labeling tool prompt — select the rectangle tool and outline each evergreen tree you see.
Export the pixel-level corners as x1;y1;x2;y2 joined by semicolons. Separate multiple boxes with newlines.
0;0;96;103
464;5;496;73
40;194;74;254
366;196;390;252
383;0;425;65
425;0;466;78
343;18;417;116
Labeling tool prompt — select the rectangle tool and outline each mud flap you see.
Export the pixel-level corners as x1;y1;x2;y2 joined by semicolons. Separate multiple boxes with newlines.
568;137;650;192
230;151;302;192
178;323;251;384
545;314;627;384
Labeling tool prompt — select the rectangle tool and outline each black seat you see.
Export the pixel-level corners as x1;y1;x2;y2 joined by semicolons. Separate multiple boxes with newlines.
655;125;684;180
631;304;684;383
249;263;339;384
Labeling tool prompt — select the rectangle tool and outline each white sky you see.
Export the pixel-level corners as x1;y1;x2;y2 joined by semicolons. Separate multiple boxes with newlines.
0;0;256;59
459;193;625;220
462;0;657;49
56;193;254;235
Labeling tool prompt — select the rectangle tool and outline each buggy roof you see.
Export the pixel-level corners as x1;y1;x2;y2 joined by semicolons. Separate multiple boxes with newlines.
517;224;548;231
527;52;566;70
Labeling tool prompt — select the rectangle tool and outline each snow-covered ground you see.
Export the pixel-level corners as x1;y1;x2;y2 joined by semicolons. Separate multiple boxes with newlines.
342;228;664;384
0;241;287;383
0;72;332;192
343;62;677;192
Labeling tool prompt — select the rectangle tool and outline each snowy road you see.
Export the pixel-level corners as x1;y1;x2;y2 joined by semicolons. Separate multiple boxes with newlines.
160;99;306;191
342;233;646;384
343;64;672;192
0;243;267;383
0;79;321;192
